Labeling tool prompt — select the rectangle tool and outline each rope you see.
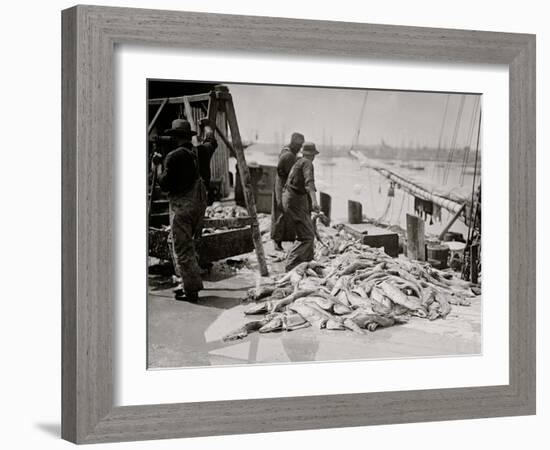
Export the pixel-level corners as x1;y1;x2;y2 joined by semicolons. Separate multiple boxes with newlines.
397;189;406;223
351;91;369;150
376;195;393;223
433;94;451;179
442;95;466;185
459;97;480;185
463;108;482;279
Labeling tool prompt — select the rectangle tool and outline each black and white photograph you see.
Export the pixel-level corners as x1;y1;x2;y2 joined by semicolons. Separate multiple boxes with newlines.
147;80;482;368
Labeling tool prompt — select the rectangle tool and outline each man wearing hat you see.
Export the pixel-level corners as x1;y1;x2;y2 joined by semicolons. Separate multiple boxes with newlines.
271;132;305;251
282;142;321;271
153;118;217;301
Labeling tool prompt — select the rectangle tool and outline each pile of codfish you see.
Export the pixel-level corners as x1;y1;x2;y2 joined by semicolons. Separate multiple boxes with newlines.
223;229;479;341
204;203;248;219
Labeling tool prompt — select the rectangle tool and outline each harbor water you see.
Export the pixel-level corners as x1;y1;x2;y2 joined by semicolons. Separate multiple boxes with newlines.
242;143;480;238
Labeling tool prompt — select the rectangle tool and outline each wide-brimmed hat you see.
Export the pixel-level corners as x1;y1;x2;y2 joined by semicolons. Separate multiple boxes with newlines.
164;119;197;136
302;142;319;156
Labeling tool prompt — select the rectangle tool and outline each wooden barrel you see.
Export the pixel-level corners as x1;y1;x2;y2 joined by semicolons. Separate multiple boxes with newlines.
427;244;450;269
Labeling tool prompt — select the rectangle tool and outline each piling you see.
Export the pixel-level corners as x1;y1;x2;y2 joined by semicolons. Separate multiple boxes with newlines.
406;214;426;261
320;192;332;221
348;200;363;224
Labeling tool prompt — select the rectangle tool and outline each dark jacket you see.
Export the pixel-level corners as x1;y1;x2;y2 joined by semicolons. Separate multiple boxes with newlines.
285;157;316;195
196;135;218;188
158;136;217;195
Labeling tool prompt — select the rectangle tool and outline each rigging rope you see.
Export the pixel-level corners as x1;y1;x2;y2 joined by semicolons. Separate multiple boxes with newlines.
376;191;393;223
442;95;466;185
463;108;482;280
459;97;480;185
466;108;482;241
433;94;451;179
351;91;369;150
397;189;406;222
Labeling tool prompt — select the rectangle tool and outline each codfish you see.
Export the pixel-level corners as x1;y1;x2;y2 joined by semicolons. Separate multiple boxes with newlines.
343;318;366;334
260;316;284;333
270;289;316;312
246;285;276;301
289;302;330;329
435;291;452;319
336;289;351;307
223;320;267;341
340;261;374;275
379;281;422;311
351;312;395;329
244;301;270;315
306;295;334;311
325;319;346;330
427;301;441;321
282;312;309;331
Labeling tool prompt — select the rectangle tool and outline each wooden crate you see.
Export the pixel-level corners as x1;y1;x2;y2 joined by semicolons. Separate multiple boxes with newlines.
342;223;399;257
149;219;254;264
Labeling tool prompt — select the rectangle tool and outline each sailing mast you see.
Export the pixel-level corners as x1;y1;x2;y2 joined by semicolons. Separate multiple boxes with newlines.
351;91;369;150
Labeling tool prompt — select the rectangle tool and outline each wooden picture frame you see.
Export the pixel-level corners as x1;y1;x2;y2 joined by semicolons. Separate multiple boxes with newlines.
62;5;536;444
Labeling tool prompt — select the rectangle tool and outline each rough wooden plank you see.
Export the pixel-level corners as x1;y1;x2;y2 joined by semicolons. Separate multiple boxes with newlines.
90;6;532;64
62;6;116;442
61;6;77;443
224;94;269;276
508;36;536;412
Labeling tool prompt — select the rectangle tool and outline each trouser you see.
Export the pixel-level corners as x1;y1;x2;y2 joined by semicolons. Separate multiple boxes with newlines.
271;177;296;243
282;188;315;271
168;180;207;295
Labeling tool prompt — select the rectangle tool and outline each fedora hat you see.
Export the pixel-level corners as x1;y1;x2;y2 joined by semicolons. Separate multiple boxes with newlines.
164;119;197;136
302;142;319;156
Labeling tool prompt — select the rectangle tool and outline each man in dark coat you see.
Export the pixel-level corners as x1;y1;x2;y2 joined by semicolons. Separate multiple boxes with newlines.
271;132;305;251
153;118;217;301
282;142;320;271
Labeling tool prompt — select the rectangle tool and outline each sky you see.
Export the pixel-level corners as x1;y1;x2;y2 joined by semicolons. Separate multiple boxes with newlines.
228;83;481;149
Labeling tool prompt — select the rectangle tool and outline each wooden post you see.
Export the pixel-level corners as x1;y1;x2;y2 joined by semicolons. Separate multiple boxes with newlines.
206;90;218;126
147;97;168;135
224;94;269;276
406;213;426;261
320;192;332;221
348;200;363;224
182;97;196;132
470;242;479;284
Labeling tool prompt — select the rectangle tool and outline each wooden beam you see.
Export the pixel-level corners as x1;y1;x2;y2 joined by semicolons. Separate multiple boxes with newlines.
438;203;467;240
182;97;196;132
147;97;168;135
206;91;218;126
148;93;211;105
199;98;238;164
224;94;269;276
